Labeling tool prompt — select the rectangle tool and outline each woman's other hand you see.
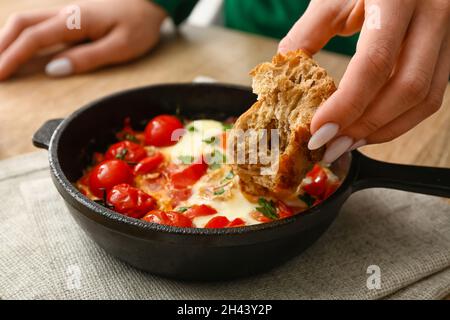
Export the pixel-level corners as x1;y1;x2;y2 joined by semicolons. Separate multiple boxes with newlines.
0;0;167;79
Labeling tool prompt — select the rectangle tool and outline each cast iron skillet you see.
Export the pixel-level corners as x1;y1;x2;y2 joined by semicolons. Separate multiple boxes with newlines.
32;83;450;281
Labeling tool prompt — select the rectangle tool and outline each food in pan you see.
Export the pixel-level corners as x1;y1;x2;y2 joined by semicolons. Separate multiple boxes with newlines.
76;50;341;228
76;115;340;228
231;49;337;199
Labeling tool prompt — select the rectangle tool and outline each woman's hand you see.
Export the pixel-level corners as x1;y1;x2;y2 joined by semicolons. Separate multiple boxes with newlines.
0;0;167;79
279;0;450;163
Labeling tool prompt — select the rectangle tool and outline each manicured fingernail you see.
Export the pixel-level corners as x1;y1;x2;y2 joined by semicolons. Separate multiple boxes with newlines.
323;136;353;164
308;123;339;150
45;58;73;77
349;139;367;151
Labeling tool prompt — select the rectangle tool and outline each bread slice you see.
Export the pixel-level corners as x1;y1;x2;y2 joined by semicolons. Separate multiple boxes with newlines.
230;50;336;198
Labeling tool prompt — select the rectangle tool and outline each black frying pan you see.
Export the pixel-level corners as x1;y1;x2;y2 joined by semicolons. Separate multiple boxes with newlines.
32;83;450;281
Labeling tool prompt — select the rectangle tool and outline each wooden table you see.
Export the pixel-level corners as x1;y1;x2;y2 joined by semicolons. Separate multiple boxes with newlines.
1;0;449;299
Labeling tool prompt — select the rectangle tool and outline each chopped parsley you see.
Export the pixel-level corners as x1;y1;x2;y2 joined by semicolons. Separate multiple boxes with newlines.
202;136;218;145
213;188;225;196
298;193;315;207
255;198;278;220
187;125;198;132
224;171;235;180
208;150;226;170
176;207;190;213
178;155;195;164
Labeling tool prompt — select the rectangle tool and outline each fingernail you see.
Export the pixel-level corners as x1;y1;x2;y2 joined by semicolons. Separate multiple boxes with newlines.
308;123;339;150
45;58;73;77
349;139;367;151
323;136;353;164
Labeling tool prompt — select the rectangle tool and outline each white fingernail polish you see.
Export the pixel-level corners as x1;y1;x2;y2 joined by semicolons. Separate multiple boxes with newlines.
349;139;367;151
323;136;353;164
308;123;339;150
45;58;73;77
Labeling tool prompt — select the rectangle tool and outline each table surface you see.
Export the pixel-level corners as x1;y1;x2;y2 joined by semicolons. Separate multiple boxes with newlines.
1;0;449;299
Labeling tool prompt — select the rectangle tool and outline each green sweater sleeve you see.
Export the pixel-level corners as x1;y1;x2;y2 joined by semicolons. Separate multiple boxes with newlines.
152;0;198;25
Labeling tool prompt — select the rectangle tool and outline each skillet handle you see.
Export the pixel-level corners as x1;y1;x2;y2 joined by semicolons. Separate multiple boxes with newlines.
352;150;450;198
32;118;64;150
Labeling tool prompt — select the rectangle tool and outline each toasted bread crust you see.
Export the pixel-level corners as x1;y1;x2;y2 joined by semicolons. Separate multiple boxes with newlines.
231;50;336;197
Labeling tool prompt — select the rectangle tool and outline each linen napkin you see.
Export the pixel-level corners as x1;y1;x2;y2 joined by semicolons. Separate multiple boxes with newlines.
0;151;449;300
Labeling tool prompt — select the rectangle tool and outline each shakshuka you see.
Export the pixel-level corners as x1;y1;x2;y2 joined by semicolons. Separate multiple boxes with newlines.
76;115;341;228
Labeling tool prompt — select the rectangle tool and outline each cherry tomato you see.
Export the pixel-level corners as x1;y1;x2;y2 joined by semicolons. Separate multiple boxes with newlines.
250;211;272;223
79;171;90;186
144;115;184;147
89;159;133;198
227;218;246;227
142;210;193;228
204;216;246;228
133;152;164;175
204;216;230;228
105;141;147;163
183;204;217;219
107;184;156;218
169;188;193;207
170;161;208;189
277;201;294;219
302;164;328;198
323;182;340;200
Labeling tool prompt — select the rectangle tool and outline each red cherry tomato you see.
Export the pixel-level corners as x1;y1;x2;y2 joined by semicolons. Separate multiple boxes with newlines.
133;152;164;175
204;216;230;228
89;159;133;198
228;218;246;227
277;201;294;219
144;115;184;147
169;188;193;207
142;210;193;228
184;204;217;219
250;211;272;223
302;164;328;198
107;184;156;218
105;141;147;163
170;161;208;189
204;216;246;228
323;182;340;200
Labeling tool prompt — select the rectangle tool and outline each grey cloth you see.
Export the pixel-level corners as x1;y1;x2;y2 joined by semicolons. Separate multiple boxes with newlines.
0;151;449;300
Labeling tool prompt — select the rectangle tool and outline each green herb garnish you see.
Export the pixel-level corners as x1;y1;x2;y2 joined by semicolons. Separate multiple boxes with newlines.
222;123;233;130
187;125;198;132
178;155;195;164
202;136;218;145
213;188;225;196
176;207;190;213
115;148;128;160
208;163;220;170
224;171;234;180
255;198;278;220
208;150;226;170
298;194;315;207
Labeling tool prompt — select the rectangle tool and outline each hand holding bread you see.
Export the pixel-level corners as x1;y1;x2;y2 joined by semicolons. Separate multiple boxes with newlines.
279;0;450;162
